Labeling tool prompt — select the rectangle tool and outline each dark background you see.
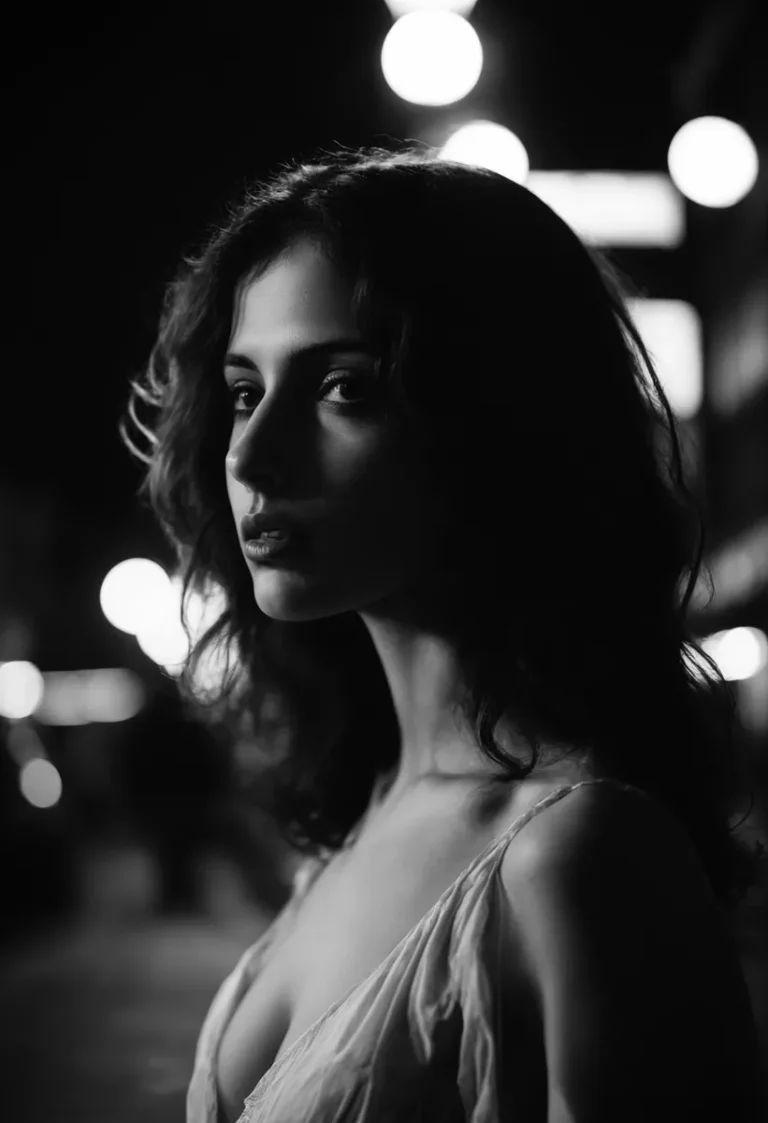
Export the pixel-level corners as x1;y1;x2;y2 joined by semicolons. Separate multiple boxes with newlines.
2;1;767;1119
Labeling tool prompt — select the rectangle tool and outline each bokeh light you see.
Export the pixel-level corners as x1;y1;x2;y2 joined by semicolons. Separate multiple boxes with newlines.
0;660;45;720
700;627;768;682
440;121;529;183
130;575;232;688
381;11;483;106
527;172;684;247
19;757;63;809
668;116;759;208
627;298;703;419
100;558;175;637
34;669;146;726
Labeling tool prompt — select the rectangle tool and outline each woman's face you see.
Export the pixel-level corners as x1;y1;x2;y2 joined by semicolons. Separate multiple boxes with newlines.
224;238;452;623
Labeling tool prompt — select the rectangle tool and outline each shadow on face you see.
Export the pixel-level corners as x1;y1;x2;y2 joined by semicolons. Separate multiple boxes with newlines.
223;239;456;626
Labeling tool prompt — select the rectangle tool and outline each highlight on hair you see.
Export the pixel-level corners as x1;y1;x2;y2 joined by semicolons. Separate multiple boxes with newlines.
119;140;765;911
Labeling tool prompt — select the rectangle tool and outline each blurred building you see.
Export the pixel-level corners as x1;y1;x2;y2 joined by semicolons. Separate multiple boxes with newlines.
674;1;768;773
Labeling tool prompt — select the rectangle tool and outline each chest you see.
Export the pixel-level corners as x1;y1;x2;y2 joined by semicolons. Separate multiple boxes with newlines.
216;830;478;1120
215;781;557;1123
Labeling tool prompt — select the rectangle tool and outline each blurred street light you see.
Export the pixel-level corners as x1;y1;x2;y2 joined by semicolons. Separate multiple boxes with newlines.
381;10;483;106
0;660;45;720
440;120;529;182
100;558;174;637
668;116;759;208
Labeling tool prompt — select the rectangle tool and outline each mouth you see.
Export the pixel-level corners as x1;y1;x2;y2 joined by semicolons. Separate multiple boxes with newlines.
240;510;306;542
240;512;310;564
243;531;305;563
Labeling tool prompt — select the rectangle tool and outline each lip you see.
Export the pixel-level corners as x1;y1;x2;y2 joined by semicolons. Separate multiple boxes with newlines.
240;510;306;543
244;534;304;563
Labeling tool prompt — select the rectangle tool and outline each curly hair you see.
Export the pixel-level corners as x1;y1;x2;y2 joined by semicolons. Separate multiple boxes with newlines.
119;140;764;912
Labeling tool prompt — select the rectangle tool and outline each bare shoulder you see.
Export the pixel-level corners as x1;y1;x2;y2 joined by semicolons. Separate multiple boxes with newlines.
500;776;732;961
497;779;765;1121
503;777;712;899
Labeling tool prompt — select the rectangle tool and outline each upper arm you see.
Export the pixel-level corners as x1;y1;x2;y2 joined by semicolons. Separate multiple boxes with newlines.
499;783;764;1122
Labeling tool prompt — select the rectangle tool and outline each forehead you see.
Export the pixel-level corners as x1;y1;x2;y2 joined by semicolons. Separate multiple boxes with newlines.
229;239;356;346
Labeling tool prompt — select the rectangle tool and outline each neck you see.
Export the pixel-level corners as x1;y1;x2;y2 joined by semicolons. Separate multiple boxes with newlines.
358;610;514;798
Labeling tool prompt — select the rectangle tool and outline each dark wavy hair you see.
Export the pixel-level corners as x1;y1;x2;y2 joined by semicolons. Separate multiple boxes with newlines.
120;141;764;912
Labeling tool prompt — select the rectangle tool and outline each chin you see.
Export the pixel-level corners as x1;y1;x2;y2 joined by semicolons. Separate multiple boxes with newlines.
250;571;325;622
251;565;402;623
251;569;353;623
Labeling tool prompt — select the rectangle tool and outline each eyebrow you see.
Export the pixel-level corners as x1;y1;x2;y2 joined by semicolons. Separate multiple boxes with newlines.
224;338;376;371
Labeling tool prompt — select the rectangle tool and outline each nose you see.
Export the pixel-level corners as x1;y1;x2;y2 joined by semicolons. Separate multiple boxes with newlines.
225;444;245;482
225;393;294;486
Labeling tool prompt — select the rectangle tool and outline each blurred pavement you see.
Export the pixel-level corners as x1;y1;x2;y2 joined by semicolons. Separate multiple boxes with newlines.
0;843;272;1123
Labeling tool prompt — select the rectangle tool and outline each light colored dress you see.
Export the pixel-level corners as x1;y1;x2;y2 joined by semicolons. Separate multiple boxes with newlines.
187;777;651;1122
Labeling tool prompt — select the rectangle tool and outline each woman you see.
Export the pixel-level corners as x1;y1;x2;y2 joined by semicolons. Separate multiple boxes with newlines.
120;143;766;1122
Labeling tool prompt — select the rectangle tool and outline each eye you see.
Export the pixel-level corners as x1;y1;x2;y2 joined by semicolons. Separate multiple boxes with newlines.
228;382;259;415
226;372;376;417
319;371;373;405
